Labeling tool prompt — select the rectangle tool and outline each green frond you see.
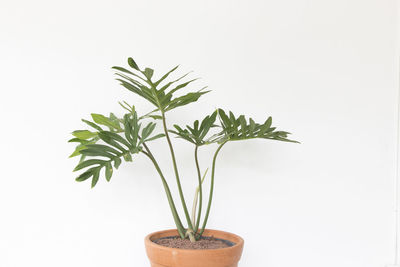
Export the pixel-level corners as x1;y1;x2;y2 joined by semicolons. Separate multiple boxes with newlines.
70;110;165;188
216;108;299;143
169;110;219;146
113;58;209;113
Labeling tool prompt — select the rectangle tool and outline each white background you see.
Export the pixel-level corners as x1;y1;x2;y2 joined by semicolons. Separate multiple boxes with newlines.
0;0;397;266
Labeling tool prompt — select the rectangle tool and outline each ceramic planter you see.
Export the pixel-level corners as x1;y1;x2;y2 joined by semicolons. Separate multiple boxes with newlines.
145;229;244;267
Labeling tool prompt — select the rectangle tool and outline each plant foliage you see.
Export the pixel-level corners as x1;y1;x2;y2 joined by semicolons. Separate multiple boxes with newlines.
112;58;209;113
69;111;164;188
169;111;219;146
69;57;298;241
216;109;298;143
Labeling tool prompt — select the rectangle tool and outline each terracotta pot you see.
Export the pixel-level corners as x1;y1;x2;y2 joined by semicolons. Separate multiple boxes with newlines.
145;229;244;267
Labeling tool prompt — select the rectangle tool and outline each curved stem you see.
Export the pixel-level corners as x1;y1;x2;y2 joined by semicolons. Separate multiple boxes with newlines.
199;141;227;236
194;145;202;233
141;146;185;238
161;112;194;230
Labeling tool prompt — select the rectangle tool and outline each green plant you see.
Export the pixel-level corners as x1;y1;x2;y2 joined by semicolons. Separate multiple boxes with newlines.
69;58;298;242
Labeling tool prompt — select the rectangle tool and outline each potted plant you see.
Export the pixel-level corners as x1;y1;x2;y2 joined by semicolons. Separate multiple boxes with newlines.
69;57;298;267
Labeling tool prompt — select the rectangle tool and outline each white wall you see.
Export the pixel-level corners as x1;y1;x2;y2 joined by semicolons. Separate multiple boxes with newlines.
0;0;397;266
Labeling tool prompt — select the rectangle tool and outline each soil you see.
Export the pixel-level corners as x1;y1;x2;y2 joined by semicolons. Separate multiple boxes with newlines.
153;236;234;250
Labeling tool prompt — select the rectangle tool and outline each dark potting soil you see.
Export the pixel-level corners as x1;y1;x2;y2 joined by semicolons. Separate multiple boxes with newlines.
153;236;235;250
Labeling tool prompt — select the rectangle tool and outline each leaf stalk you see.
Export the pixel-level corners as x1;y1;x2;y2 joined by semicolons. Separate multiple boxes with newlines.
161;111;194;231
193;145;203;233
141;145;185;238
199;141;227;236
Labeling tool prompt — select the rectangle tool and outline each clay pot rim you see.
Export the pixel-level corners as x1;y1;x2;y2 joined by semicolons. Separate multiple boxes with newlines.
144;229;244;252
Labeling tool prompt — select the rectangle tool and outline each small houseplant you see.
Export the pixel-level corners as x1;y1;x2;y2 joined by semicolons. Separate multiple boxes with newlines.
69;58;297;267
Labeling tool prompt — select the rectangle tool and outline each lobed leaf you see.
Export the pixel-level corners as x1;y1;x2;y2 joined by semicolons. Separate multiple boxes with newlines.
216;108;298;144
114;58;208;113
70;109;155;188
170;110;219;146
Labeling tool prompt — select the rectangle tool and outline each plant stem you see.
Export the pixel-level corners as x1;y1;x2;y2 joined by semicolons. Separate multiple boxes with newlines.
194;145;202;233
199;141;227;236
191;192;198;230
161;112;194;231
141;146;185;238
185;229;196;242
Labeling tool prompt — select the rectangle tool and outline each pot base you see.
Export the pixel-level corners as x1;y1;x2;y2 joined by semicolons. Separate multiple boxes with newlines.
145;229;244;267
150;264;238;267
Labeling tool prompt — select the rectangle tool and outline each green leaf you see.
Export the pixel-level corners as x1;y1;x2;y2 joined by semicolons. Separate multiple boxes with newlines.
159;71;192;93
146;114;162;120
265;117;272;129
115;73;147;88
68;138;85;143
123;153;132;162
143;68;154;80
123;114;134;144
119;101;136;114
69;137;99;158
133;146;142;154
115;59;210;113
170;111;220;146
141;122;156;140
85;144;121;156
82;119;103;132
199;111;217;140
109;113;120;125
132;122;140;146
166;79;199;96
123;112;140;146
79;155;86;163
91;169;100;188
100;131;131;148
74;159;107;171
91;114;121;130
249;118;256;137
76;168;96;182
114;71;149;87
117;79;146;99
105;162;113;181
112;66;135;75
154;65;179;86
166;91;210;111
193;120;199;133
169;129;196;144
145;133;165;142
258;117;272;136
127;57;139;70
80;148;115;159
238;115;247;137
114;157;122;169
229;112;239;136
69;144;86;158
217;109;231;129
72;130;97;140
216;109;298;143
98;132;128;152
